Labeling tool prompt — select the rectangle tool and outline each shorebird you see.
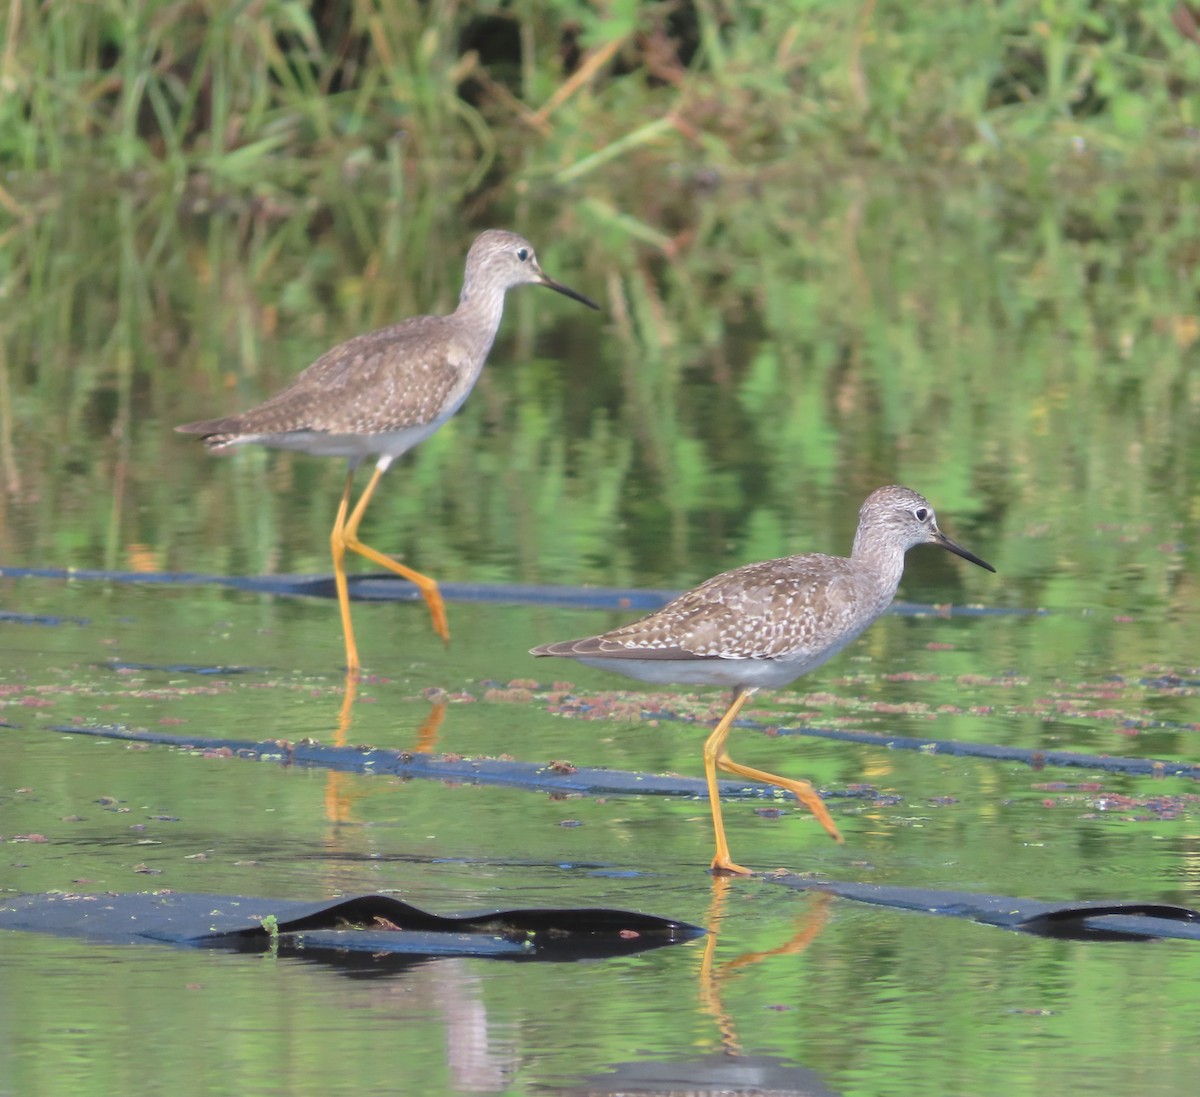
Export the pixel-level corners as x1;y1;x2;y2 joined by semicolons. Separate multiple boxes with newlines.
531;485;995;874
178;230;598;673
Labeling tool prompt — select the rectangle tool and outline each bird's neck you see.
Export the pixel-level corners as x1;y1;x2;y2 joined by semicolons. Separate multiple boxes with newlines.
454;280;509;353
850;533;908;609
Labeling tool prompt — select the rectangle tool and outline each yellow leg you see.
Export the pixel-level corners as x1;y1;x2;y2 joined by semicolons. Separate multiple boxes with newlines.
331;464;451;674
331;471;361;675
703;687;845;874
714;697;844;846
702;689;756;875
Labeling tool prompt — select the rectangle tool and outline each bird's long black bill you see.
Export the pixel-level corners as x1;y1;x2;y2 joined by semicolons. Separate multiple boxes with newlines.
539;275;601;310
934;531;996;573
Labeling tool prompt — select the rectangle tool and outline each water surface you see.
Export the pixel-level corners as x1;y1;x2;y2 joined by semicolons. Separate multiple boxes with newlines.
3;173;1200;1096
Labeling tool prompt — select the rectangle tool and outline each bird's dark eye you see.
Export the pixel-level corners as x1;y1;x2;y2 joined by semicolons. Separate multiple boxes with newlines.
914;507;929;522
516;247;530;262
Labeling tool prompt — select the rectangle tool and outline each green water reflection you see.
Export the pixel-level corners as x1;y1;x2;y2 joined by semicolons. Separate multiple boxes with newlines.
3;173;1200;1096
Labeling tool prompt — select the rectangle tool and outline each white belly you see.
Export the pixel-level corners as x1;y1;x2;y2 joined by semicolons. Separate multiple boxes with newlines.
573;647;843;691
229;419;445;461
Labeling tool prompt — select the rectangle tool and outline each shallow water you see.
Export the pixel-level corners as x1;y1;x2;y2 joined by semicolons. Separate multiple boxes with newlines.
3;173;1200;1096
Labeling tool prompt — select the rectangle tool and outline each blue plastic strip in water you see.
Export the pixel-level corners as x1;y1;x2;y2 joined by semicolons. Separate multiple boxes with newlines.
0;564;1044;617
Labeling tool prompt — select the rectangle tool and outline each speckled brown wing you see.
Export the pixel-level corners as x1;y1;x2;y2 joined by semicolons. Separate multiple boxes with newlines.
177;316;464;443
535;555;868;662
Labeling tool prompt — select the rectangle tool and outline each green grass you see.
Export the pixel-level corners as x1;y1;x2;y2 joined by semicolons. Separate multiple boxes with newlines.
4;1;1200;202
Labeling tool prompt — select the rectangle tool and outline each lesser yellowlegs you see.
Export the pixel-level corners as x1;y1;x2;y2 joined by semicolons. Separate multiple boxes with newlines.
531;485;995;874
178;230;599;673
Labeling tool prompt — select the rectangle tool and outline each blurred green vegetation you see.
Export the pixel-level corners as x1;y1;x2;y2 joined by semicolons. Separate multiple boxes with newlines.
0;0;1197;622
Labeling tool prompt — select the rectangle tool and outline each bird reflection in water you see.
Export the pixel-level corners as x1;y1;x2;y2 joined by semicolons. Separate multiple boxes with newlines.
323;670;447;826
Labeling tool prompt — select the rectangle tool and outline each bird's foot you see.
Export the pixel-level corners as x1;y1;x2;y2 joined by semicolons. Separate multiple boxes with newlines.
709;858;755;876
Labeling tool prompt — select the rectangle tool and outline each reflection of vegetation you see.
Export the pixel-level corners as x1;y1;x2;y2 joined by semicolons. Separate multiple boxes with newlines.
4;172;1196;615
0;1;1196;654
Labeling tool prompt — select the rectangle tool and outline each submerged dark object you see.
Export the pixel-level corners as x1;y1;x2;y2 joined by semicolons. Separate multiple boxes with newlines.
49;722;878;803
565;1053;843;1096
766;723;1200;779
772;876;1200;942
0;608;90;626
0;891;702;963
0;563;1037;616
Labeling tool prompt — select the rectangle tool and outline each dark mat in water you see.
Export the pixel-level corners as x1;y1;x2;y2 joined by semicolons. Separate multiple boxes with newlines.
0;891;703;962
771;876;1200;942
0;564;1038;617
566;1054;843;1096
49;716;1195;796
764;723;1200;779
49;723;875;802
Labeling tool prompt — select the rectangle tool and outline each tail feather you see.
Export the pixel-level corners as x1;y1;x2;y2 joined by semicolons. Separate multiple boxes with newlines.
175;419;242;450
